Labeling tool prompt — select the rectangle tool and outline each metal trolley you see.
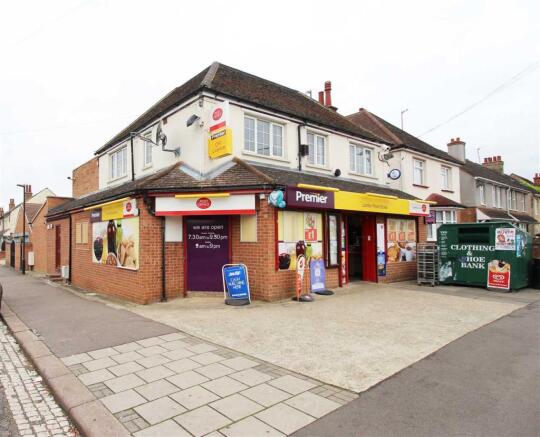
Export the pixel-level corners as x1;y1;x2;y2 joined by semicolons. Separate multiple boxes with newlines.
417;243;439;286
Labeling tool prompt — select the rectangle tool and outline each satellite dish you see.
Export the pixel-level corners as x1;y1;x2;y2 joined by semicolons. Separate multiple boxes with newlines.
155;121;167;147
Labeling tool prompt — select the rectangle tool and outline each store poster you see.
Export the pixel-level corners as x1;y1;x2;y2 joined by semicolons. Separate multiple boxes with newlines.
386;218;416;262
278;211;323;270
309;259;326;292
495;227;516;251
92;217;139;270
328;215;338;266
487;259;511;290
376;222;386;276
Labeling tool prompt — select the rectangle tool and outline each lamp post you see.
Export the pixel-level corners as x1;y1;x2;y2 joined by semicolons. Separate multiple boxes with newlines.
16;184;27;275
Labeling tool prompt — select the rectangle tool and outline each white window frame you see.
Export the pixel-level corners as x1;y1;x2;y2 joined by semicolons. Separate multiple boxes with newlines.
520;193;526;212
110;146;128;181
243;116;284;158
478;184;486;205
349;143;373;176
427;209;457;241
441;165;452;190
143;132;153;168
307;132;327;167
510;190;517;210
413;158;425;186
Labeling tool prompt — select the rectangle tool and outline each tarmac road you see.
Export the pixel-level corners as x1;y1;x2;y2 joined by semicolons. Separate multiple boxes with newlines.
294;301;540;437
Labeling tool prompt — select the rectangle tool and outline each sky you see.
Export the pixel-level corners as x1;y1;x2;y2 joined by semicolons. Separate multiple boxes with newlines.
1;0;539;207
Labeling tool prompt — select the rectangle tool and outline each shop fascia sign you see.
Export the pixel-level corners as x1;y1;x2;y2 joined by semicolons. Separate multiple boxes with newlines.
88;198;139;222
207;101;233;159
155;193;255;216
285;187;335;209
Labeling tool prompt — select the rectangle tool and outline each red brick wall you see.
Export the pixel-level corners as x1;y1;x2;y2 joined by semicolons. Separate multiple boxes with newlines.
72;157;99;198
458;208;477;223
46;217;70;275
165;241;183;299
30;205;47;273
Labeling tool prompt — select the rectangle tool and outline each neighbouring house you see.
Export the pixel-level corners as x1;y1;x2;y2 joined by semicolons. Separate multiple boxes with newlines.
511;172;540;235
3;186;56;270
346;108;465;241
46;62;433;304
445;138;538;233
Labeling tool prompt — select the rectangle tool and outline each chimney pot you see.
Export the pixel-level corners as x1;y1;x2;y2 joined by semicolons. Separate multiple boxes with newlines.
456;137;460;141
324;81;332;107
9;198;15;211
318;91;324;105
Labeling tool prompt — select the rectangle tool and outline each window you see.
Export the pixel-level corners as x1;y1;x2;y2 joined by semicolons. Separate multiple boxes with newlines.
413;159;425;185
240;214;257;242
427;210;457;241
307;133;326;166
497;187;502;208
350;144;373;175
75;221;88;244
244;116;284;158
478;184;486;205
520;193;526;212
441;166;451;190
510;190;517;210
143;132;152;167
110;147;127;180
387;218;417;262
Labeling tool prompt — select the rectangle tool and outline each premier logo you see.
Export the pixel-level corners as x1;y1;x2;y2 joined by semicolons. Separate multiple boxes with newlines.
296;191;328;204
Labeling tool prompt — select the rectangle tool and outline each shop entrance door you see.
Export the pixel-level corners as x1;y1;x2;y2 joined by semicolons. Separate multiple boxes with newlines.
10;241;15;267
347;214;377;282
55;226;61;270
186;217;230;291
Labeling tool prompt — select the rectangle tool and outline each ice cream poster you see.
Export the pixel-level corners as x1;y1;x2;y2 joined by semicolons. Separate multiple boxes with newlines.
487;259;510;290
92;217;139;270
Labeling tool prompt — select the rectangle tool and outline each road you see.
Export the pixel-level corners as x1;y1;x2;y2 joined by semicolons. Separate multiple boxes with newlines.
295;301;540;437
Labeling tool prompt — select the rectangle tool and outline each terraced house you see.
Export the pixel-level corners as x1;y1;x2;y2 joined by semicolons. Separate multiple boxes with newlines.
46;63;433;304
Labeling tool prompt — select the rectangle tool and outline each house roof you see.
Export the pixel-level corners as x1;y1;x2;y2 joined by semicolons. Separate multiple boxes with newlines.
425;193;465;208
461;160;527;190
95;63;386;155
346;109;462;164
509;211;538;224
511;174;540;194
48;159;416;218
25;203;43;224
477;207;515;221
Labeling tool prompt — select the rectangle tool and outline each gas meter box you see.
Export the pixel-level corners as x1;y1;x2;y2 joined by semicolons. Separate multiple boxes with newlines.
438;222;532;291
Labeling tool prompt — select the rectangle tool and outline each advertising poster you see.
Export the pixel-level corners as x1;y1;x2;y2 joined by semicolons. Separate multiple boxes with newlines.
495;227;516;251
92;217;139;270
309;259;326;292
487;259;511;290
376;222;386;276
223;265;250;301
386;218;416;262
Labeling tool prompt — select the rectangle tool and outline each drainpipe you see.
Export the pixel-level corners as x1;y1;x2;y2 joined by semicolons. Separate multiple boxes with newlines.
130;137;135;181
161;216;167;302
68;215;72;283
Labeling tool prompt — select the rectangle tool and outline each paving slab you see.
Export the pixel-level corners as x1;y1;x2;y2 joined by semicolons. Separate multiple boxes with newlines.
210;393;265;421
134;396;186;425
230;368;273;386
221;416;285;437
109;361;145;377
256;403;315;435
202;376;249;397
269;375;317;395
195;363;234;379
174;405;231;436
133;419;191;437
168;370;209;389
136;365;174;383
101;390;147;414
221;356;259;371
79;369;115;386
164;358;200;373
242;384;291;407
135;379;180;401
285;391;341;418
104;374;146;393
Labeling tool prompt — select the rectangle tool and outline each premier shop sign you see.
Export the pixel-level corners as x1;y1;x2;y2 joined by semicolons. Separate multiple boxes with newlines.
285;187;335;210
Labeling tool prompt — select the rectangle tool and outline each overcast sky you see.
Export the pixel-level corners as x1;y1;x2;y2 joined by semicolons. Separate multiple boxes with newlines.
1;0;539;207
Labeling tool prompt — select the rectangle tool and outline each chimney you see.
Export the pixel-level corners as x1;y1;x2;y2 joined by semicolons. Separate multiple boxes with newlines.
533;173;540;186
318;91;325;105
482;155;504;173
24;185;32;201
0;207;3;217
447;137;466;163
322;81;338;111
9;198;15;211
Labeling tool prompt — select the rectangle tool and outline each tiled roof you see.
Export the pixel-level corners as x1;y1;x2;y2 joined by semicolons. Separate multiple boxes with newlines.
25;203;43;223
510;211;538;224
425;193;465;208
347;109;462;164
461;160;526;190
477;207;515;221
96;63;386;155
47;159;417;217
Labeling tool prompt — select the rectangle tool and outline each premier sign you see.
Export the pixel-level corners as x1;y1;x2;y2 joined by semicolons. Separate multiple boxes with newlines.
286;187;335;209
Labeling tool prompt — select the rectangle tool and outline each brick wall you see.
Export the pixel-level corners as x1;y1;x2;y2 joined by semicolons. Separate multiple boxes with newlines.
72;157;99;198
458;208;477;223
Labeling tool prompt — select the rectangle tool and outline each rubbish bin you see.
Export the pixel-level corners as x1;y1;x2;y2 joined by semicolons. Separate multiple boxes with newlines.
438;222;532;291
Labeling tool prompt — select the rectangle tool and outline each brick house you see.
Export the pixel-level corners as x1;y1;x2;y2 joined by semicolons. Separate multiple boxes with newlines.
47;63;432;304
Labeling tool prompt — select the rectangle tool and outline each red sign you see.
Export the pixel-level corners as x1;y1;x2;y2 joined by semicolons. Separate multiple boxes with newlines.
212;108;223;121
304;229;317;241
196;198;212;209
487;260;511;290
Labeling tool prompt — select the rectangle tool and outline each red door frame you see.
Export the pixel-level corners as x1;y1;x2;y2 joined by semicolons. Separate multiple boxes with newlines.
361;215;378;282
55;225;61;270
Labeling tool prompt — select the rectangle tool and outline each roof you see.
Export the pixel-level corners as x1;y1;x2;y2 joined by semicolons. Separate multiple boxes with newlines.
477;207;516;221
25;203;43;223
346;109;462;164
509;211;538;224
425;193;465;208
511;174;540;194
48;159;416;217
461;160;528;190
96;63;386;155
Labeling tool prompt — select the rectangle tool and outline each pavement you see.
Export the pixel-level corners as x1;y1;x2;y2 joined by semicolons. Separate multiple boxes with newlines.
125;281;533;392
294;301;540;437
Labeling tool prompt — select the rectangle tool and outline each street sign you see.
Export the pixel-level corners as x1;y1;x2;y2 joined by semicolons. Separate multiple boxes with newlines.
222;264;251;305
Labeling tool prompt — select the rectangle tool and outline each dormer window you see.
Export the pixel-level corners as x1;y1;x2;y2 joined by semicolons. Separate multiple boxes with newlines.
307;133;326;166
110;147;127;180
244;116;284;158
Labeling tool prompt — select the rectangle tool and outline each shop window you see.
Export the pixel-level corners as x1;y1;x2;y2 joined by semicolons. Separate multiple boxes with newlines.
327;214;338;267
349;144;373;176
277;211;323;270
307;133;326;167
413;159;425;185
427;209;456;241
75;221;88;244
240;214;257;242
244;116;284;158
386;218;417;262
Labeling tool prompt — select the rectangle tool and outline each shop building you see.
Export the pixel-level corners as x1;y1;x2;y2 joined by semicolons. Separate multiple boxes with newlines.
47;63;431;304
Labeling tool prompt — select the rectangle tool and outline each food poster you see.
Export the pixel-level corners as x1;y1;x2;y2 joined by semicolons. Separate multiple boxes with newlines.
277;211;323;270
495;227;516;251
386;218;417;262
487;259;511;290
92;217;139;270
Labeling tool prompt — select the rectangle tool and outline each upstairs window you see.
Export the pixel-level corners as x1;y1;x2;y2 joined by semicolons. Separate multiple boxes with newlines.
307;133;326;166
510;190;517;210
350;144;373;175
413;159;425;185
441;166;451;190
478;184;486;205
110;147;127;180
521;193;526;211
143;132;152;167
244;116;284;158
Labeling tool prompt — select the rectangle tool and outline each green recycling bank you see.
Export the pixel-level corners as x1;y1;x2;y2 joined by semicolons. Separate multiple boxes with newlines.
438;222;532;291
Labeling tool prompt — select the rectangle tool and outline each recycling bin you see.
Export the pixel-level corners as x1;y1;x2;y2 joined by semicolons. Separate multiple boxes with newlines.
438;222;532;291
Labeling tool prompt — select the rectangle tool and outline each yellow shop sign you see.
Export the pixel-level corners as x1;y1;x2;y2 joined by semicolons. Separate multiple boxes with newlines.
208;128;233;159
334;192;411;215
